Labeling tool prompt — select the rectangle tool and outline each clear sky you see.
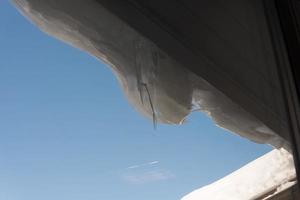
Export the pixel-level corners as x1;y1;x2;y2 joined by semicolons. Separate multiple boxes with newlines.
0;1;272;200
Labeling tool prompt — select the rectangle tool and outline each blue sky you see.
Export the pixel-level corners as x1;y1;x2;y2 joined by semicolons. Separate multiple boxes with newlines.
0;1;271;200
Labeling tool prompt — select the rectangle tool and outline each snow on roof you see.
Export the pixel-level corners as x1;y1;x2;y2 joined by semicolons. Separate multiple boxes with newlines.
181;148;295;200
12;0;289;149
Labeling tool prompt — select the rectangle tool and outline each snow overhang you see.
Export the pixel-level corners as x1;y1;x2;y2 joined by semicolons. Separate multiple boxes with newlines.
10;1;299;198
11;0;291;149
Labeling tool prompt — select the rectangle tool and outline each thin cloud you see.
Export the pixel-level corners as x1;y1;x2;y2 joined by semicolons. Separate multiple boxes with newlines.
148;161;159;165
126;161;159;170
122;169;175;184
127;165;140;169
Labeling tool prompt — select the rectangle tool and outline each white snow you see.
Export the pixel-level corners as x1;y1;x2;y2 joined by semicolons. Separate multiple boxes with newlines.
11;0;289;149
181;148;296;200
10;1;296;198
